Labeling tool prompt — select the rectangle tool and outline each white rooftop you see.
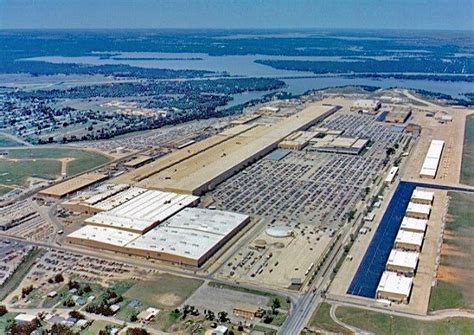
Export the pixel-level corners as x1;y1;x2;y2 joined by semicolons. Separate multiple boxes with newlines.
411;189;434;203
14;314;37;322
377;271;413;297
83;184;130;205
92;187;148;211
126;208;249;261
67;225;140;247
387;249;419;270
395;230;424;247
406;202;431;216
85;190;199;233
400;217;428;233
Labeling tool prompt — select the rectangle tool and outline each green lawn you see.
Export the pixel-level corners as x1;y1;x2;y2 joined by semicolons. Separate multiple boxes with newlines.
0;148;111;186
0;159;61;186
0;186;12;196
308;302;351;334
428;192;474;310
124;274;203;308
0;135;23;147
336;306;474;335
461;115;474;185
0;313;18;334
429;281;466;311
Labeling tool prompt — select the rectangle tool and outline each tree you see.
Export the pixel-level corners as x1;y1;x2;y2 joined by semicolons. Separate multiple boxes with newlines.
271;298;281;314
69;310;85;320
0;305;7;316
127;328;149;335
54;273;64;283
218;311;229;323
51;323;78;335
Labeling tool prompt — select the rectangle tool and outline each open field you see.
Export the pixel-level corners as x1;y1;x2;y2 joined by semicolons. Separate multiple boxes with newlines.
336;306;474;335
0;147;111;186
430;192;474;310
124;273;203;308
461;115;474;185
0;135;23;147
0;159;61;186
308;302;350;334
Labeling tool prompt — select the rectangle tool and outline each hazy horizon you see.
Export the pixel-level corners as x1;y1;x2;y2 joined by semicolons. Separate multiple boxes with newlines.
0;0;472;31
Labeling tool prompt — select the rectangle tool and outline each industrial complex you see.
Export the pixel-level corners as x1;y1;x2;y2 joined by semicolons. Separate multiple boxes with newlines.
3;89;473;335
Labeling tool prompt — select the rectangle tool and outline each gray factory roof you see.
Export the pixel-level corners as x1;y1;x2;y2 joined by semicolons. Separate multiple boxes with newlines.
126;208;249;260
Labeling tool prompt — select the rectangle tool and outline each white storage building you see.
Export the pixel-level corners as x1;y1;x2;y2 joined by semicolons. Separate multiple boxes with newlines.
376;271;413;303
420;140;444;178
411;189;434;205
395;230;424;251
406;202;431;220
386;249;419;275
400;217;428;234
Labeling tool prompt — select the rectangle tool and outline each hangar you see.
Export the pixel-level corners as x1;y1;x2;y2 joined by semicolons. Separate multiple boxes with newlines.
400;217;428;234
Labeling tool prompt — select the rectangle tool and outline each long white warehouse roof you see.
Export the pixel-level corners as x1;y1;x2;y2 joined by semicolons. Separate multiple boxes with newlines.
395;230;424;247
93;187;148;211
377;271;413;297
400;217;428;233
387;249;419;270
67;225;140;247
420;140;444;178
126;208;249;261
85;190;199;233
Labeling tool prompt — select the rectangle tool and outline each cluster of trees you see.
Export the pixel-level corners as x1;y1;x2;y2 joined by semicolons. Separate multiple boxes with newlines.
256;57;474;75
21;285;34;299
48;273;64;284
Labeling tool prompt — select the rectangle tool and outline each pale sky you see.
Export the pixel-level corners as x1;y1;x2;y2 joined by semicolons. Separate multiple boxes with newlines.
0;0;473;30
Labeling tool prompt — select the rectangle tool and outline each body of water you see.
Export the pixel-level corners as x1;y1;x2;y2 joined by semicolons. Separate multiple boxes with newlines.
25;52;474;104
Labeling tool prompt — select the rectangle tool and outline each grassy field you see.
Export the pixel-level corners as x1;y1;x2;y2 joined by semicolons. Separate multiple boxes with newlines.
0;313;18;333
336;306;474;335
124;274;203;309
308;302;351;334
0;186;12;196
0;159;61;186
428;192;474;310
461;115;474;185
0;147;111;186
0;135;23;147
